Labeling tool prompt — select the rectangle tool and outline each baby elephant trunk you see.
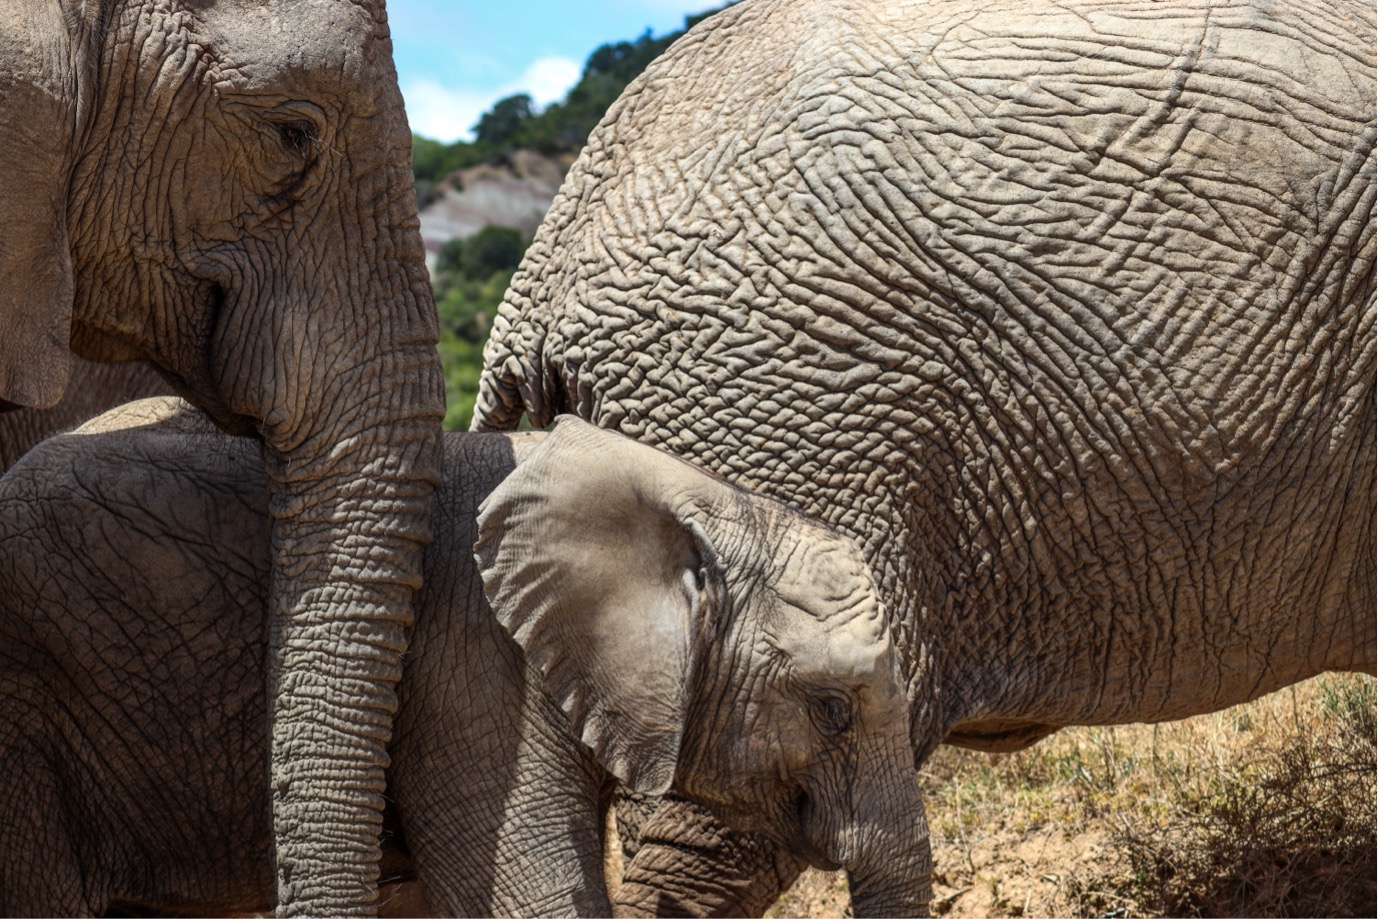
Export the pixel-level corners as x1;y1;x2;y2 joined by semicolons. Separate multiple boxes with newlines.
846;826;933;918
827;731;934;917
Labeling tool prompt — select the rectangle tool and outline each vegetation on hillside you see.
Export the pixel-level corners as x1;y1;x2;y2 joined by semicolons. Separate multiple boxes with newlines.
412;2;737;204
422;5;739;428
432;225;530;430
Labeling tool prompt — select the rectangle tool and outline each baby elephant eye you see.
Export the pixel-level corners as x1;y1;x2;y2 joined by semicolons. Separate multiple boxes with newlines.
278;121;316;154
811;694;852;736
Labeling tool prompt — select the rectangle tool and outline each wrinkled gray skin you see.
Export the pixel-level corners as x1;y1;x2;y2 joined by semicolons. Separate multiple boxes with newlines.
0;1;443;912
476;0;1377;914
0;399;920;917
0;358;167;469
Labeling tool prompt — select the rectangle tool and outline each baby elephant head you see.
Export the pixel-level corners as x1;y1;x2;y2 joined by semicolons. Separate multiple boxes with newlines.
476;417;930;916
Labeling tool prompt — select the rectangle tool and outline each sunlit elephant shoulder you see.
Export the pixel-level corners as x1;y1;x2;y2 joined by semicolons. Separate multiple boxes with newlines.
0;359;170;470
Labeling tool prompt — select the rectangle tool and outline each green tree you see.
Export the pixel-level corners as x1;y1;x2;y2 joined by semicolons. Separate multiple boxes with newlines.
419;3;742;428
431;225;530;347
409;3;741;183
436;225;528;279
474;93;534;153
411;134;486;203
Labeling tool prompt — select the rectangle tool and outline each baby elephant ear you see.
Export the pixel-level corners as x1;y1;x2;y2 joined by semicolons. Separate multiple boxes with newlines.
0;1;90;407
476;416;723;795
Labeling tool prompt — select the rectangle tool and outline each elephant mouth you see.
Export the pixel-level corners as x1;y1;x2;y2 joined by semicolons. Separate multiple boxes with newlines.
790;789;843;872
157;363;259;438
684;785;842;870
202;406;260;439
154;278;262;439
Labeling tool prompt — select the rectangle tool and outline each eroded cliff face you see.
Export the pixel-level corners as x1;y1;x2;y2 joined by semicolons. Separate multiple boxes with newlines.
418;149;575;272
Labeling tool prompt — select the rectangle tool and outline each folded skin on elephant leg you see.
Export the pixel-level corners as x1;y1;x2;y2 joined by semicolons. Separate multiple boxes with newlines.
612;795;808;918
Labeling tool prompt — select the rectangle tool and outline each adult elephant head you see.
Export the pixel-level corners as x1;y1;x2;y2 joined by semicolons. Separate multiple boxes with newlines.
477;0;1375;914
1;0;443;913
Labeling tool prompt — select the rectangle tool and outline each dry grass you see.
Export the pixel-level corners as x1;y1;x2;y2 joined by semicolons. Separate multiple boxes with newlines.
767;673;1377;918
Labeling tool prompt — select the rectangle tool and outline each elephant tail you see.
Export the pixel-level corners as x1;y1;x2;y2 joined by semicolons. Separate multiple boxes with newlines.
474;280;564;432
473;344;528;432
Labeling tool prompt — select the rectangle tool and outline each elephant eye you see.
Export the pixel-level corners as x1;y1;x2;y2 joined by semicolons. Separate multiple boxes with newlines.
277;121;317;154
810;693;852;737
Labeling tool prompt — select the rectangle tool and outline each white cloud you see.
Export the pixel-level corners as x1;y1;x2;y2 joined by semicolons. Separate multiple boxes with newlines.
403;56;583;143
521;56;584;107
403;80;490;144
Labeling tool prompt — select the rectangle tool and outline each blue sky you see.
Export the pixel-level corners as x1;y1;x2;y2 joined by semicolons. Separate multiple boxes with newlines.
389;0;725;142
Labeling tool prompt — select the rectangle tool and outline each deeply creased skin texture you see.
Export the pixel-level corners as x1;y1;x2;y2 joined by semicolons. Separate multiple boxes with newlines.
0;406;928;915
0;415;607;916
1;1;445;913
475;0;1377;914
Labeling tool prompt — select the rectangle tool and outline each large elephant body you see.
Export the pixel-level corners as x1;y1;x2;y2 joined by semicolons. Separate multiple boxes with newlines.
0;399;924;916
477;0;1376;912
1;2;443;910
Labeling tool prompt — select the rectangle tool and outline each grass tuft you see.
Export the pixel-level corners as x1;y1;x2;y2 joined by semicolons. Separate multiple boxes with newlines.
1095;674;1376;918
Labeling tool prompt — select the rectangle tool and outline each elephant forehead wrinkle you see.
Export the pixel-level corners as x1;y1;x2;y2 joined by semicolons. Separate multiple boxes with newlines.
193;0;379;105
770;608;891;692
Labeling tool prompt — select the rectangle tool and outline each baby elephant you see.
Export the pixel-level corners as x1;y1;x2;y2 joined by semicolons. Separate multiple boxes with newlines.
0;398;924;916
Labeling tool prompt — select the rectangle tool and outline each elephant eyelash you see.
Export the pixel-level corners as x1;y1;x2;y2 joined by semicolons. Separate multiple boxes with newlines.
260;122;321;214
277;121;318;154
810;693;853;737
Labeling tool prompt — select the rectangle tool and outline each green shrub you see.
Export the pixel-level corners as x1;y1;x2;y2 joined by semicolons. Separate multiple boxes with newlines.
436;226;528;280
431;225;529;348
438;331;484;432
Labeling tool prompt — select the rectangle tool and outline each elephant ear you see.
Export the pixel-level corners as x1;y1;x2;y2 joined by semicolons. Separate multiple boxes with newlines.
476;416;729;795
0;0;101;407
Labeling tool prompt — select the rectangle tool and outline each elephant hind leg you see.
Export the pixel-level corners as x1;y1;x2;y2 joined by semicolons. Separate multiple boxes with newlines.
1334;412;1376;676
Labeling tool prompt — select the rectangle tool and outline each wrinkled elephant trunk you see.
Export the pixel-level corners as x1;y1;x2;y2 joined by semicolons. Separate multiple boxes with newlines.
846;825;933;918
266;414;439;910
261;342;443;914
825;733;934;918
